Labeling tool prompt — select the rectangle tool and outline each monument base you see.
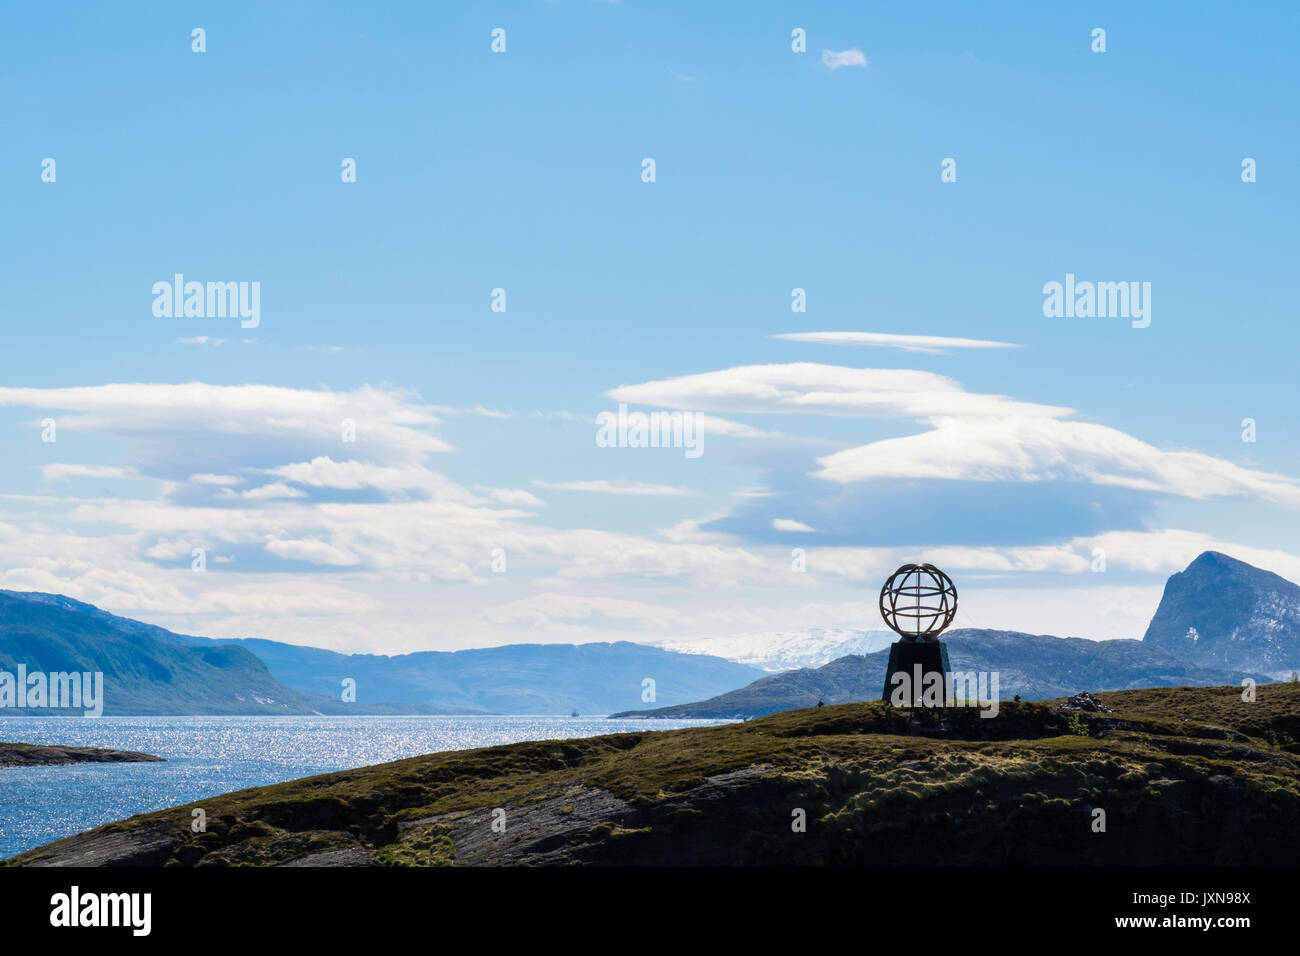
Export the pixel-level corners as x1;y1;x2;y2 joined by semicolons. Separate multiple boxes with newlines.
881;639;952;706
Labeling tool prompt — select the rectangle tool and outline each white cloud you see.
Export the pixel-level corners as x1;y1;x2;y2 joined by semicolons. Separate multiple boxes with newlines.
792;530;1300;588
772;518;815;533
265;537;360;566
954;584;1163;641
533;479;697;497
479;594;685;631
612;362;1300;508
773;331;1021;354
1072;529;1300;583
0;383;452;465
6;370;1300;655
241;482;307;500
41;464;137;481
822;48;868;70
266;457;478;503
814;416;1300;506
189;473;243;486
2;468;1299;649
691;414;778;438
431;404;513;419
477;487;545;507
609;363;1068;420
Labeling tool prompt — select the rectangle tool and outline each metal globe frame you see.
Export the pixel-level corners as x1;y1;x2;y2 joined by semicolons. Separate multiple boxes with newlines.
879;563;958;641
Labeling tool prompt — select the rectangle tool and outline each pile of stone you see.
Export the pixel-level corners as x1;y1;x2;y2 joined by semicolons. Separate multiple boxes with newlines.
1057;691;1112;713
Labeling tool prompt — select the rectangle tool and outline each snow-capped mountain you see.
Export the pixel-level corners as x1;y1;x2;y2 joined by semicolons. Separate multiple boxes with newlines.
653;628;897;672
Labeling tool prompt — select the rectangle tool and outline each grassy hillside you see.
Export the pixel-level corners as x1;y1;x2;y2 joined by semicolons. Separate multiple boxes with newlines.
0;591;328;715
11;682;1300;867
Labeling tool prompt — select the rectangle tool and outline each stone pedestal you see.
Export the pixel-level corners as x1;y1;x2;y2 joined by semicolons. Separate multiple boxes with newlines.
881;639;952;706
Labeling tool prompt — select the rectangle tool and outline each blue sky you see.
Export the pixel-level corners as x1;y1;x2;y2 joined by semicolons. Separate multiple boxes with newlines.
0;2;1297;654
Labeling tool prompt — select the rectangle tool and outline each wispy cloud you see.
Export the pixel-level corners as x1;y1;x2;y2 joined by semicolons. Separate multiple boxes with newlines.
476;486;546;507
533;479;697;497
609;363;1069;420
432;404;512;419
772;518;815;533
611;361;1300;508
188;473;243;486
774;331;1021;354
0;383;452;472
814;416;1300;506
240;481;307;500
822;48;868;70
41;464;138;481
479;594;683;632
266;457;481;503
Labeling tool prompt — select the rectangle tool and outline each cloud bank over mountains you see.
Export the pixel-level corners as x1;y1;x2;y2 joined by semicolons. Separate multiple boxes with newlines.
0;343;1295;653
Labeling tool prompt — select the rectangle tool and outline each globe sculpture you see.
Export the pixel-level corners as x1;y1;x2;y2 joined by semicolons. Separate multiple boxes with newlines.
879;563;957;705
879;563;957;642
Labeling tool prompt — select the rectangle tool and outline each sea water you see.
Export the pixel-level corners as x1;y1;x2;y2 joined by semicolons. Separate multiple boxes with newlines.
0;714;727;860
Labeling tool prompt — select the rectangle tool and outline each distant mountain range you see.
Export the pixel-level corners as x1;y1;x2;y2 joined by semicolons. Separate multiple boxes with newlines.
0;590;761;716
617;551;1300;719
184;635;763;716
614;627;1272;718
1144;550;1300;680
5;550;1299;717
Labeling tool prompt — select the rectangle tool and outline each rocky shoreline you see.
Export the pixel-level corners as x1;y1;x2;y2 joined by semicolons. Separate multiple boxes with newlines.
0;742;164;769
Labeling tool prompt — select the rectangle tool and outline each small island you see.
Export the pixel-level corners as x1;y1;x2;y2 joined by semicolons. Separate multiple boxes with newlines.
0;742;164;768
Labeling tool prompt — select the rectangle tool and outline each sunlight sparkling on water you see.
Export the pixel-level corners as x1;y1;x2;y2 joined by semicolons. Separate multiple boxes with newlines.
0;715;729;859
